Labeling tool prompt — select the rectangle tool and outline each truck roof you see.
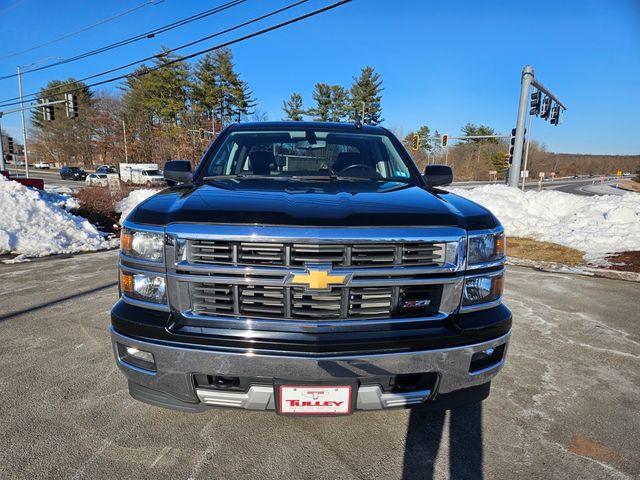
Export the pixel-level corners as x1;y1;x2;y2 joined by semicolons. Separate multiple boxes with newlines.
228;121;388;134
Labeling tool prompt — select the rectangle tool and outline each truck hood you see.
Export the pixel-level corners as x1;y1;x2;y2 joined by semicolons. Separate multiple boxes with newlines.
130;180;497;229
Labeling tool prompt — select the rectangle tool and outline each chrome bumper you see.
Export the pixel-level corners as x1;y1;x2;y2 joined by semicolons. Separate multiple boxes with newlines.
111;327;510;411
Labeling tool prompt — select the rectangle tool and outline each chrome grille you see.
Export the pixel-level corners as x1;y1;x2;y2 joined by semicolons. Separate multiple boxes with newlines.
188;240;233;264
402;243;443;265
238;242;285;265
351;244;396;266
291;244;345;266
292;287;342;319
191;283;234;315
239;284;285;316
349;287;393;318
188;240;445;268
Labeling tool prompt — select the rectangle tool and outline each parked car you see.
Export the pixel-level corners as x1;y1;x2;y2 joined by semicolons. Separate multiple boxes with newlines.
95;165;119;179
86;173;109;186
33;161;51;169
112;121;511;415
59;166;87;180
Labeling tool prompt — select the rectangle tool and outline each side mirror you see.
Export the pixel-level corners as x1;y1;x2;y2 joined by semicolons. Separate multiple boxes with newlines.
164;160;192;185
423;164;453;187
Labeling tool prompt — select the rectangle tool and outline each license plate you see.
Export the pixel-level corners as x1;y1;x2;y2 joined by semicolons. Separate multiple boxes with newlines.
278;385;353;415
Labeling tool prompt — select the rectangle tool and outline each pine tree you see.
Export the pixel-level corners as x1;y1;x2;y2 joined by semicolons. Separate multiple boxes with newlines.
192;52;220;118
282;93;305;121
307;83;332;121
328;85;349;122
349;66;383;125
136;48;190;124
192;48;255;125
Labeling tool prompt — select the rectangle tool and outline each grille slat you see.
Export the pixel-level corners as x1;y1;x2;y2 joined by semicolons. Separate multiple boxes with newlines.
349;286;393;319
291;244;345;266
292;287;342;320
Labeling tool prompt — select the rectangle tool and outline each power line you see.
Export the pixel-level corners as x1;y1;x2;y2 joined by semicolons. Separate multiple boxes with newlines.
0;0;164;61
0;0;247;81
0;0;311;108
0;0;351;116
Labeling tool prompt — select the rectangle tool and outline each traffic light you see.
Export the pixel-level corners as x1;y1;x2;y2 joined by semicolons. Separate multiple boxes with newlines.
42;100;55;121
540;96;552;120
199;129;205;140
65;93;78;118
441;134;448;148
7;136;14;154
508;127;526;164
508;128;516;163
550;105;561;125
529;90;541;116
411;134;420;151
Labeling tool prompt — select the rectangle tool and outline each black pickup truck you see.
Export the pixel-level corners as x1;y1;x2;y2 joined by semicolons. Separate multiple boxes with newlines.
111;121;511;415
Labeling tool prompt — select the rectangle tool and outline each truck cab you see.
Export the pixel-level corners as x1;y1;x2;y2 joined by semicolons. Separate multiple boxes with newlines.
111;122;511;415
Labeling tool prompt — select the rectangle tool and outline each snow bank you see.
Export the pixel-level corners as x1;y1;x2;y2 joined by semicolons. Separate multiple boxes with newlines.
0;176;112;261
449;185;640;261
115;189;159;223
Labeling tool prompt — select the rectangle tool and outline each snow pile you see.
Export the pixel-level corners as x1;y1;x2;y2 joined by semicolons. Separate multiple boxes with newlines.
115;189;159;223
41;188;80;211
0;176;112;261
449;185;640;261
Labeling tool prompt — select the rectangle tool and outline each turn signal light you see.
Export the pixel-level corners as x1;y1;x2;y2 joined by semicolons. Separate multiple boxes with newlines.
120;271;134;294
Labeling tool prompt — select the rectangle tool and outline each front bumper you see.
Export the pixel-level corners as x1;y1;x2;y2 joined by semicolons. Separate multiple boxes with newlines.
111;327;510;412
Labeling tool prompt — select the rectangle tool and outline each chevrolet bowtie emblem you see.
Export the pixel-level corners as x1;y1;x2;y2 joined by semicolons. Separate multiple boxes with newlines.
290;268;347;290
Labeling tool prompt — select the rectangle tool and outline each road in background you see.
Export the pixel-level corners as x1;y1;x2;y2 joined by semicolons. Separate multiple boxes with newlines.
452;177;630;196
5;163;633;196
0;251;638;479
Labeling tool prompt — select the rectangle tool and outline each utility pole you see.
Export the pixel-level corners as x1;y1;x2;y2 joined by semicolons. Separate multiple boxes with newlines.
507;65;533;187
361;101;366;124
0;113;5;171
122;119;129;162
17;66;30;179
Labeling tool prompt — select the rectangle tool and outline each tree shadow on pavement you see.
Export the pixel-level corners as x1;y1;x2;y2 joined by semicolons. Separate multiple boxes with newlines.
0;282;117;322
402;401;483;480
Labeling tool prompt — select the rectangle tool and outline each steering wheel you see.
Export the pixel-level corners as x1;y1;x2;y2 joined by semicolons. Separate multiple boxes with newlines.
338;164;382;178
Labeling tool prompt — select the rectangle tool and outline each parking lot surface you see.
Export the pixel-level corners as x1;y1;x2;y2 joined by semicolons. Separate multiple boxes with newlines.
0;251;638;479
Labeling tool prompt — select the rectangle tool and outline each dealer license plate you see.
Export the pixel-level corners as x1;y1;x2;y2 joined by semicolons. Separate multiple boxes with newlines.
278;385;353;415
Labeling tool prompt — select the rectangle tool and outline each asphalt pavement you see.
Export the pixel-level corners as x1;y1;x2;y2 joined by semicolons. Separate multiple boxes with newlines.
0;251;638;479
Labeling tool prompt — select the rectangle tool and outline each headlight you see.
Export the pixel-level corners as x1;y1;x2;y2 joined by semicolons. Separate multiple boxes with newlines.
121;228;164;261
463;273;504;306
120;270;167;304
468;231;505;266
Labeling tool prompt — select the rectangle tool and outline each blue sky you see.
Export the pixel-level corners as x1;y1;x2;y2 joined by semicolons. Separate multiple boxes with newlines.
0;0;639;155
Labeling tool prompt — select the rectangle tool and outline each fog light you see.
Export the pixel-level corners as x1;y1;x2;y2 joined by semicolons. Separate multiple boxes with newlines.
469;344;505;373
117;343;156;372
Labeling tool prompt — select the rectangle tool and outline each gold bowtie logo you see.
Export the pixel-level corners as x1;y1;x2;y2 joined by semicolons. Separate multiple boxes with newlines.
291;269;347;290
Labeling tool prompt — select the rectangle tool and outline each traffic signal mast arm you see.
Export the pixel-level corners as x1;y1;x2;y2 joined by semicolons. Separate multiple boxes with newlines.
0;98;67;116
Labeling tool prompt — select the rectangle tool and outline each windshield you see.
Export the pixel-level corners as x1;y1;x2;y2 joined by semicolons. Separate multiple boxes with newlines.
144;170;161;176
200;129;414;182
